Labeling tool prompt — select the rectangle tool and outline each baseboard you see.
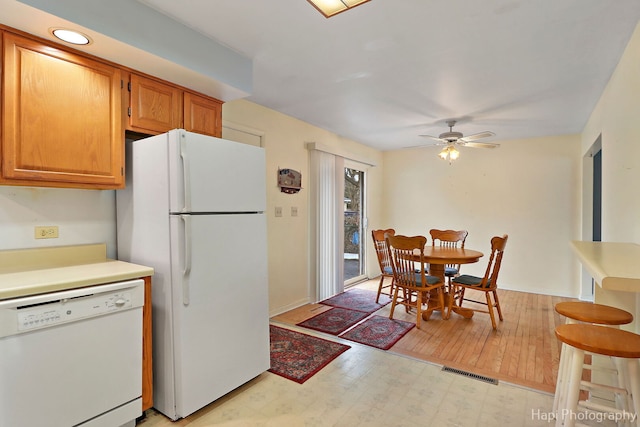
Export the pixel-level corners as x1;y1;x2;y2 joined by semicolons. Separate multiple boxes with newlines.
269;297;310;317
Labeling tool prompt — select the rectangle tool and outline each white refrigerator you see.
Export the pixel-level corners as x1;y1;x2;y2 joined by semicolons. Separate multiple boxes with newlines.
116;129;270;420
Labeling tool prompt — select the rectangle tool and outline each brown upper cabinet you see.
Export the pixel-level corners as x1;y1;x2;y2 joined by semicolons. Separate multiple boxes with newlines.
127;73;182;134
126;73;222;138
183;91;222;138
1;32;124;189
0;26;224;190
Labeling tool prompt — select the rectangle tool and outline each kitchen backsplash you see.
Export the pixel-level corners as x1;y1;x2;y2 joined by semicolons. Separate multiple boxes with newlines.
0;186;117;258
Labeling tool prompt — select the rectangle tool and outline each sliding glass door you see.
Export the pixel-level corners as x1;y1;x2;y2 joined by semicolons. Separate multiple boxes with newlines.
344;166;366;285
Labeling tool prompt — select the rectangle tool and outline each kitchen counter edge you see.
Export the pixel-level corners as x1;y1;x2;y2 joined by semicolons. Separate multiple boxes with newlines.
0;259;154;300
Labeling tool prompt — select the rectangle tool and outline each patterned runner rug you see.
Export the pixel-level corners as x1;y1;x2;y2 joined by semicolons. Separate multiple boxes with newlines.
268;325;350;384
296;307;370;335
339;315;415;350
320;288;391;313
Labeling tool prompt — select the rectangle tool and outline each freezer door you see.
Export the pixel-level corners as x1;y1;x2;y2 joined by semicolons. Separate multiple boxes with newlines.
168;130;266;214
168;213;270;419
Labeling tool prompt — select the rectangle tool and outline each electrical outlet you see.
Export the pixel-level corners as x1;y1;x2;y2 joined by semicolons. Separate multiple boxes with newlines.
35;226;59;239
291;206;298;217
275;207;283;217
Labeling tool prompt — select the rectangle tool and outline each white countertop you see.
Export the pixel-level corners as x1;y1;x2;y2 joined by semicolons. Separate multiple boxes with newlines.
0;244;154;300
571;241;640;292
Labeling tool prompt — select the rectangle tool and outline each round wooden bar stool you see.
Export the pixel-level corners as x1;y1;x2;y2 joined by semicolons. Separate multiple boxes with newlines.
553;302;634;414
555;302;634;326
554;324;640;427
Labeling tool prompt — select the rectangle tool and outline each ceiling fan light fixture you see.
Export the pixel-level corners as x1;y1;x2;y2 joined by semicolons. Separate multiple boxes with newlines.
438;146;460;164
307;0;371;18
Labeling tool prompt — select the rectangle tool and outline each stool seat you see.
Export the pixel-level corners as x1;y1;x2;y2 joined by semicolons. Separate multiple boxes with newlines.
555;301;633;325
556;323;640;358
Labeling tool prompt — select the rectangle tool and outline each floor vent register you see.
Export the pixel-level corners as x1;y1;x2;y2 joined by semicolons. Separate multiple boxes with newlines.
441;366;499;385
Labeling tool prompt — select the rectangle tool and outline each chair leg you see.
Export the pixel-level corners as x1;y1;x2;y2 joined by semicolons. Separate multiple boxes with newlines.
404;287;411;313
439;287;447;320
415;288;422;329
486;292;497;330
423;290;437;321
389;287;400;320
492;290;504;321
376;275;385;303
457;287;466;308
445;288;454;320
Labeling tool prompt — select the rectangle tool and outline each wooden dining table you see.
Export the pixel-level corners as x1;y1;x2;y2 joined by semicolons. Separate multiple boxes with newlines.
413;246;484;319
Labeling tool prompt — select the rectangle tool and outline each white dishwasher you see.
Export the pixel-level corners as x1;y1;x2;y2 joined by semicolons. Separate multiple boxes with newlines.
0;278;144;427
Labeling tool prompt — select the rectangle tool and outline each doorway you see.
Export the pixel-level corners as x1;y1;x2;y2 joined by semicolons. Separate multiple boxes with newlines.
593;149;602;242
344;166;366;285
580;135;602;300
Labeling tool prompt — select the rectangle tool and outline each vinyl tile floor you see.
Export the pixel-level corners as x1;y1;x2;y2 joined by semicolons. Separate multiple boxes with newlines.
138;323;617;427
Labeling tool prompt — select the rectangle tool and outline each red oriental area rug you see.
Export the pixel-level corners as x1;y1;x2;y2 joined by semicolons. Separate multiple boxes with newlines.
296;307;370;335
268;325;350;384
320;288;391;314
339;315;415;350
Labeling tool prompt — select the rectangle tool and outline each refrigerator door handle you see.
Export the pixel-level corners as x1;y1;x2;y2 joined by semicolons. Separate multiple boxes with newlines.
181;214;192;306
180;135;192;213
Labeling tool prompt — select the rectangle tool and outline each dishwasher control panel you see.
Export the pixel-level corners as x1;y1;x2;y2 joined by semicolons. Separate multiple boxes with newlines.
17;291;133;331
0;279;144;338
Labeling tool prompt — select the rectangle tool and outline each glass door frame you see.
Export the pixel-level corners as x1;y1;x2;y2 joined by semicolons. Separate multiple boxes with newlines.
344;161;367;286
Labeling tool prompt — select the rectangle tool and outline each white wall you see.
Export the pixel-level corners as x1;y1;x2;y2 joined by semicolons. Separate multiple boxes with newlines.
4;19;638;314
382;133;582;297
580;21;640;331
222;99;384;316
0;98;381;318
0;187;117;257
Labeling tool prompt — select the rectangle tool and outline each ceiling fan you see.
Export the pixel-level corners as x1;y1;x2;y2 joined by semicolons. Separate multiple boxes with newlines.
418;120;499;163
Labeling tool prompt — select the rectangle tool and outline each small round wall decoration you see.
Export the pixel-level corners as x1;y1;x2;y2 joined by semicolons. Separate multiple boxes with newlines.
278;168;302;194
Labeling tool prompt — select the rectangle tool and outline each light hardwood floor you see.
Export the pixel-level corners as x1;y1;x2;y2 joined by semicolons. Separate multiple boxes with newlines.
272;278;576;394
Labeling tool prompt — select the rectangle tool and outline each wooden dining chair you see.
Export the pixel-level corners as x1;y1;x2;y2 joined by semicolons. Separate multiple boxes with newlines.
386;234;446;329
429;229;468;286
450;234;508;330
371;229;396;303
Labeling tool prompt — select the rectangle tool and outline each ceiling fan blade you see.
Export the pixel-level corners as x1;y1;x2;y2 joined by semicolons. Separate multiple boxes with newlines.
419;134;446;143
405;142;447;149
462;141;501;149
460;131;495;142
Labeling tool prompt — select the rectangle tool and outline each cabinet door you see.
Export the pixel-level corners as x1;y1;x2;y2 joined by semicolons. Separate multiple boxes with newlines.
2;33;124;189
183;92;222;137
128;73;181;134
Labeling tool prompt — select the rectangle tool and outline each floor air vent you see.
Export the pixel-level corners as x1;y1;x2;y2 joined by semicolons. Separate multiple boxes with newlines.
441;366;499;385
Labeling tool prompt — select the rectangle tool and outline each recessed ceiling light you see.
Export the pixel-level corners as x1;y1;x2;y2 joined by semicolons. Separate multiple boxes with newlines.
50;28;92;45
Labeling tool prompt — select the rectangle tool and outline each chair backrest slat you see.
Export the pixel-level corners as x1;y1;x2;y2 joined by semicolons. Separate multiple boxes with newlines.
430;229;468;272
481;235;508;289
386;234;427;288
372;229;395;274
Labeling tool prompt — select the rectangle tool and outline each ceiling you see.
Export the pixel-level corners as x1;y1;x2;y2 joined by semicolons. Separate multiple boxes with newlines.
4;0;640;151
